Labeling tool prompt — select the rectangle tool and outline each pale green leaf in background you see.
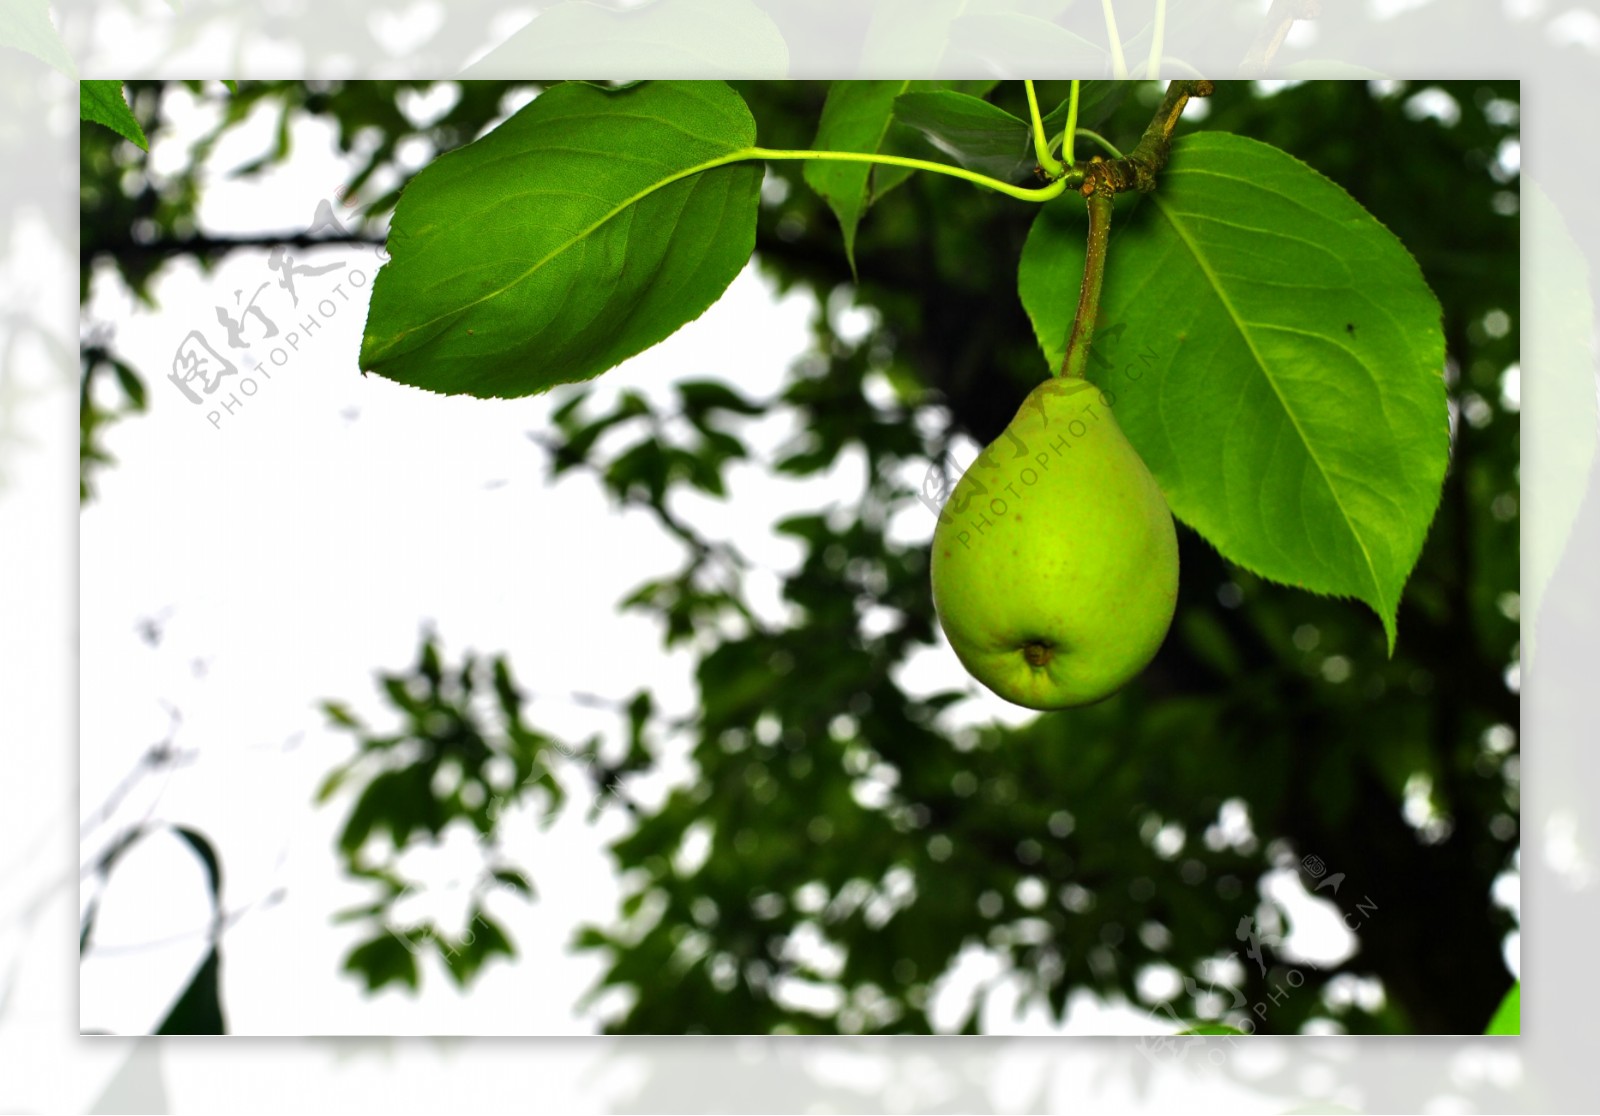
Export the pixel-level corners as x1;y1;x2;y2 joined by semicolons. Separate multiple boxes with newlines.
862;0;1102;74
81;80;148;150
460;0;788;79
360;80;761;399
860;0;967;73
1019;132;1448;649
0;0;76;76
1523;181;1595;667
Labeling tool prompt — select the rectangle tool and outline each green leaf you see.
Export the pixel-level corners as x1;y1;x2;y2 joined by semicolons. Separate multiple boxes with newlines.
313;764;351;804
81;81;148;150
330;901;389;925
360;80;761;399
441;911;516;987
891;91;1034;183
343;932;421;993
462;0;787;79
1177;1023;1246;1035
337;764;441;853
803;81;923;273
156;947;226;1034
1040;80;1129;138
1484;981;1519;1035
320;699;362;729
491;868;535;897
1018;132;1447;649
677;379;764;417
802;81;1005;268
0;0;76;76
222;79;238;94
172;826;222;904
112;360;146;411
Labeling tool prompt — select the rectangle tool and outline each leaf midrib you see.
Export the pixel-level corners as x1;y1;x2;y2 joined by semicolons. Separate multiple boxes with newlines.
1151;192;1387;612
367;147;754;362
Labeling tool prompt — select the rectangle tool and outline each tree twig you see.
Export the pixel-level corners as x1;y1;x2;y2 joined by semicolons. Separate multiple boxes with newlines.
82;232;385;268
1077;79;1215;197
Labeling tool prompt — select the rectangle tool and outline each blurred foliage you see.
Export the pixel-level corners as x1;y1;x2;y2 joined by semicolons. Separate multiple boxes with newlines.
316;634;574;992
81;820;228;1034
79;339;146;501
83;79;1519;1035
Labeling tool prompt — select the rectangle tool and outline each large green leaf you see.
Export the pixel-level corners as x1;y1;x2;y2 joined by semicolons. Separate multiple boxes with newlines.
81;81;147;150
1019;132;1447;649
360;80;761;399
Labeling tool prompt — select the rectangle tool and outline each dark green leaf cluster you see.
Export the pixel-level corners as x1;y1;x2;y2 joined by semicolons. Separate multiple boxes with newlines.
558;80;1518;1035
79;342;147;501
320;633;578;993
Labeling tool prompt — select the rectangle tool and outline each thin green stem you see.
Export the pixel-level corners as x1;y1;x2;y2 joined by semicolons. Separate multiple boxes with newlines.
1025;81;1064;178
1146;0;1167;78
1075;128;1124;159
1102;0;1129;78
1062;80;1081;168
1060;190;1115;380
743;146;1075;202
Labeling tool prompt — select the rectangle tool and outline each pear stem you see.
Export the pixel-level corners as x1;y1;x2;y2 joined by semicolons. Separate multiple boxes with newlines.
1055;80;1215;380
1059;188;1113;380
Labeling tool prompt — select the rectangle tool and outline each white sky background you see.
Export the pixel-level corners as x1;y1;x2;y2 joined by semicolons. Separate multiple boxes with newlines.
75;81;1041;1036
74;81;1507;1037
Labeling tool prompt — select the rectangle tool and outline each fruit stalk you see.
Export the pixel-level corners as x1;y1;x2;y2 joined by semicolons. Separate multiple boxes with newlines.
1058;80;1215;380
1059;188;1113;380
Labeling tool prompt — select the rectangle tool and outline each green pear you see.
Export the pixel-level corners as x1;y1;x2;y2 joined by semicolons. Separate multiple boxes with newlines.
930;377;1178;710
